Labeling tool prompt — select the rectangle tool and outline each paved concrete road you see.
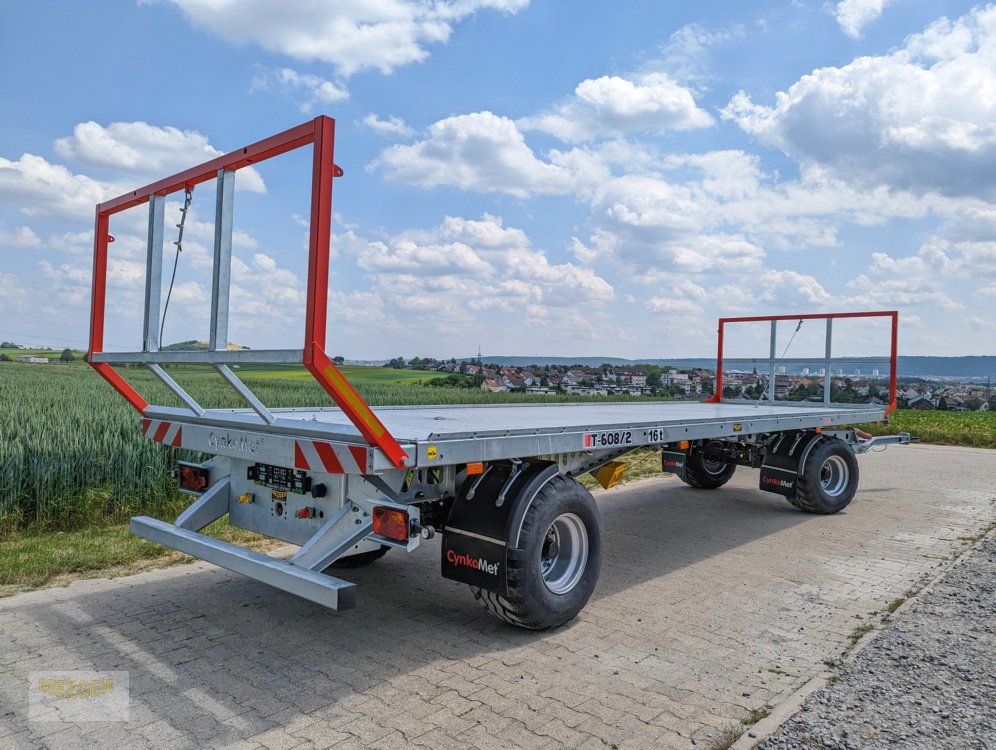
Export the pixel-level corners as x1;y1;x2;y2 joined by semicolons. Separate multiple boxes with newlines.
1;444;993;750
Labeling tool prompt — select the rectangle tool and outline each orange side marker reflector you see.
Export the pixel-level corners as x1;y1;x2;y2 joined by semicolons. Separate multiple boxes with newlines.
679;440;690;450
814;427;822;433
372;507;409;542
466;462;484;475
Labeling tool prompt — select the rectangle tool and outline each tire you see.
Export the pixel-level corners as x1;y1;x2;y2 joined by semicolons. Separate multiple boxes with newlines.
471;475;601;630
793;438;859;514
681;441;737;489
327;545;389;569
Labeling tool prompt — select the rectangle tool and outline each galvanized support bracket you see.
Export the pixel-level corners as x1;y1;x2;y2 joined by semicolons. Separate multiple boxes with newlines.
214;363;276;424
289;501;373;571
147;363;206;416
176;477;230;531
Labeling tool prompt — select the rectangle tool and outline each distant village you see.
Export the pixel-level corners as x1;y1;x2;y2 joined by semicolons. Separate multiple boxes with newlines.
385;357;996;411
5;341;993;411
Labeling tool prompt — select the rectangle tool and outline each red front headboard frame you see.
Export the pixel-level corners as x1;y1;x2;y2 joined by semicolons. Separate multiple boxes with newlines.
87;116;409;469
703;311;899;416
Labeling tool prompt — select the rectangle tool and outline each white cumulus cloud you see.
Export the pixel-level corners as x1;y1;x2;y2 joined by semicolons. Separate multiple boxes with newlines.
0;224;41;248
0;153;109;219
361;114;415;137
251;68;349;113
519;72;713;143
373;112;577;197
54;121;266;192
722;5;996;199
834;0;890;38
165;0;529;77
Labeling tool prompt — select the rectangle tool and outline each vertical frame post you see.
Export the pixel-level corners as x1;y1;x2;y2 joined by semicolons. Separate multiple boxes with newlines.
888;311;898;415
143;194;165;352
768;320;777;403
304;117;335;356
704;321;724;403
210;168;235;351
824;318;833;405
88;207;149;412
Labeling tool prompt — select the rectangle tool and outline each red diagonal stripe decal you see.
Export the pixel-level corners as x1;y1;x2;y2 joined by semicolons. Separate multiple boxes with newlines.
171;427;182;448
142;418;152;435
294;442;309;470
313;441;344;473
349;445;367;473
153;422;170;443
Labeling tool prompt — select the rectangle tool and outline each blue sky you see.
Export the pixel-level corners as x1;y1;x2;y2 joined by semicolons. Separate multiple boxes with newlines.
1;0;994;360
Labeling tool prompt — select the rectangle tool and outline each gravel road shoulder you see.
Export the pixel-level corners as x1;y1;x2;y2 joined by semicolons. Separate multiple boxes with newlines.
758;532;995;750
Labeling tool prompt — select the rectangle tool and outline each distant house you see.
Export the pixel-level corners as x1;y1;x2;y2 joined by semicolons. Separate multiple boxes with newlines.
617;369;647;387
907;395;936;410
481;378;507;393
16;355;48;364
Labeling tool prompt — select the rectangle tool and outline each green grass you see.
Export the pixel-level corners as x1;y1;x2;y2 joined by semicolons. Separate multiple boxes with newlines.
239;364;434;384
855;410;996;449
742;707;770;726
0;519;276;596
847;622;875;646
0;347;86;359
0;361;668;535
710;725;743;750
1;358;992;594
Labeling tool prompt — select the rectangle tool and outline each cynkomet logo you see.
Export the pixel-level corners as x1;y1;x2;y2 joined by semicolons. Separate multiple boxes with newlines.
208;432;263;453
762;475;793;489
446;549;501;576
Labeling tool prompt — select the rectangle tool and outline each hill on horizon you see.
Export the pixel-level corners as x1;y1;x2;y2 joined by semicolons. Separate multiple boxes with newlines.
461;355;996;379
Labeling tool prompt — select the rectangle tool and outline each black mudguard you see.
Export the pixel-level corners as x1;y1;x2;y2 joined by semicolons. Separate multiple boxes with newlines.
440;461;558;596
758;431;823;497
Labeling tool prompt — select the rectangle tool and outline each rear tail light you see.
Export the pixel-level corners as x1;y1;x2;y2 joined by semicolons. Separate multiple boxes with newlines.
372;506;409;542
178;464;209;493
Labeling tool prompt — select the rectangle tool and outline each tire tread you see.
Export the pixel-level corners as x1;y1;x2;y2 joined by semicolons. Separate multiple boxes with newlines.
471;475;599;630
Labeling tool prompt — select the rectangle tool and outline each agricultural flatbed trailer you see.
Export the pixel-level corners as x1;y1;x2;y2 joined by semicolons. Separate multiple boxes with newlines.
87;116;910;629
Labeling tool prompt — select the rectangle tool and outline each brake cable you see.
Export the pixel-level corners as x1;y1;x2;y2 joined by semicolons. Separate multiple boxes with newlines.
159;187;193;347
756;318;804;406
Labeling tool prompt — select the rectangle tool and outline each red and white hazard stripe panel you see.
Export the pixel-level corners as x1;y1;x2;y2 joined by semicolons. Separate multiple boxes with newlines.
294;440;369;475
142;418;182;448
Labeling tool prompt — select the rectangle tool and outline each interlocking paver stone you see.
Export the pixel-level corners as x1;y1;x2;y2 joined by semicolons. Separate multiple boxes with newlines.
0;444;992;749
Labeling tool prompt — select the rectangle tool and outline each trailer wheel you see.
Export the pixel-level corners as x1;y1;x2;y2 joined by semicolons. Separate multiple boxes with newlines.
793;439;859;514
681;442;736;489
328;545;389;569
471;475;601;630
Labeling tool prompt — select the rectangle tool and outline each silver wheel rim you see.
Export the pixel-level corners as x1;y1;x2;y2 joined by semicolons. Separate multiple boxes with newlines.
540;513;589;595
820;455;850;497
701;442;727;475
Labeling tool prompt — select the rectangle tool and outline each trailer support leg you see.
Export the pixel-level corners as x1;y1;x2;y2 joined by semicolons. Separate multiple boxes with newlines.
176;478;231;531
290;502;374;571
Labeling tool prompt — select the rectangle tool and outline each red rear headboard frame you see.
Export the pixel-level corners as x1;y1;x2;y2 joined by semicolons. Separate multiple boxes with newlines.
703;311;899;416
87;116;409;468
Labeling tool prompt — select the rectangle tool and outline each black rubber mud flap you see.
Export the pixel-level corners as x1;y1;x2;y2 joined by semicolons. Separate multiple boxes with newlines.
441;461;559;596
759;431;822;498
660;448;687;477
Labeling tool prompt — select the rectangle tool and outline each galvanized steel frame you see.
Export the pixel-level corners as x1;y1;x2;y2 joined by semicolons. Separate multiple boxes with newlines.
703;311;899;414
87;116;410;469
